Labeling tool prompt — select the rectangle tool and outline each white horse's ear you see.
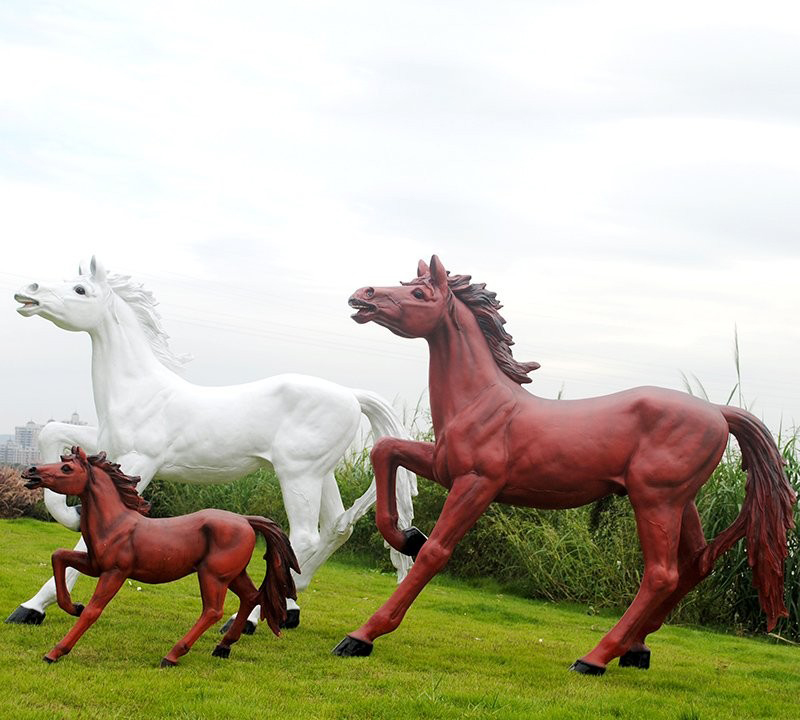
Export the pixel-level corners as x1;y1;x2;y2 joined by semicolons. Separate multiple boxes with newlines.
90;256;107;282
78;259;89;276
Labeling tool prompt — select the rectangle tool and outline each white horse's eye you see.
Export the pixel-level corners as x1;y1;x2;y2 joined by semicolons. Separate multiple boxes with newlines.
74;286;86;295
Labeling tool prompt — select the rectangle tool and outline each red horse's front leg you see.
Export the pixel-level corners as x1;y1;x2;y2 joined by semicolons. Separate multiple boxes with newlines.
370;437;435;554
45;570;126;663
52;549;96;617
333;473;499;657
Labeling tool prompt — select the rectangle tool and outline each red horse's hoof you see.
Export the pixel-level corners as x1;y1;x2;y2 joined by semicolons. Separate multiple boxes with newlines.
160;657;178;668
43;655;57;664
401;527;428;559
332;635;373;657
212;644;231;659
72;603;85;617
619;649;650;669
569;659;606;676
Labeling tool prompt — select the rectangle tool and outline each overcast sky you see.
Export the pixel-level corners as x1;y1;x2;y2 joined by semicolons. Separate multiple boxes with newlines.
1;1;799;439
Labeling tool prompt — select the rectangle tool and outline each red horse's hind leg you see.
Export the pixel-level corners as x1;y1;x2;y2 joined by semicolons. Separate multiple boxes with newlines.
161;570;227;668
574;500;684;675
213;572;260;659
620;501;709;670
333;473;498;657
44;570;126;663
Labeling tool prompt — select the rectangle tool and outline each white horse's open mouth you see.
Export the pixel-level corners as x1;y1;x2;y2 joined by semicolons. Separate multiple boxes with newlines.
14;294;40;316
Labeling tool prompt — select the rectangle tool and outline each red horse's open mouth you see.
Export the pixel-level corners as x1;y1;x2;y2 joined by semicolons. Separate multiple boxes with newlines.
348;297;377;323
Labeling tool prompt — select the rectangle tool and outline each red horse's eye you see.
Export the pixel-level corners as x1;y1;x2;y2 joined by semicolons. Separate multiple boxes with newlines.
61;464;72;473
412;289;424;299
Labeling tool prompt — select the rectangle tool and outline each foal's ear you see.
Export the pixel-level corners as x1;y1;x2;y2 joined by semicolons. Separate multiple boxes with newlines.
417;259;430;277
73;446;88;463
429;255;448;292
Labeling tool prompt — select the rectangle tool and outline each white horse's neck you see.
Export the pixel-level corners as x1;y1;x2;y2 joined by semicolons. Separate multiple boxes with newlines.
88;293;181;426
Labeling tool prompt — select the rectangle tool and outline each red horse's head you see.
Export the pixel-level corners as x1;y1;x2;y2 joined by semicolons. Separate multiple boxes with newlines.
23;446;93;497
349;255;452;339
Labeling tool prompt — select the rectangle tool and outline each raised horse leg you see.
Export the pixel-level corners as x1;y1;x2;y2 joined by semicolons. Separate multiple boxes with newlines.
619;501;709;670
573;497;685;675
52;549;95;617
333;470;497;657
44;570;126;663
162;568;228;667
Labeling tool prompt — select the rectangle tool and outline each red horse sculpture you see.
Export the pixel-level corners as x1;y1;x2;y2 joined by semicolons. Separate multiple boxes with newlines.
336;255;796;674
22;447;299;666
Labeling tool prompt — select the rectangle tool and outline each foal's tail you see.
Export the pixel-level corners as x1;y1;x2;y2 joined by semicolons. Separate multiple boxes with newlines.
246;516;300;636
703;406;796;630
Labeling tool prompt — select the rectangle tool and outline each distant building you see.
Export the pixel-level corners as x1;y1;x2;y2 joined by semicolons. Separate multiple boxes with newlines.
0;413;88;465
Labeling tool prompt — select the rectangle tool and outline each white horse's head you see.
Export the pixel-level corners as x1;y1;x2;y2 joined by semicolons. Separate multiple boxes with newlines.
15;257;191;371
15;257;113;333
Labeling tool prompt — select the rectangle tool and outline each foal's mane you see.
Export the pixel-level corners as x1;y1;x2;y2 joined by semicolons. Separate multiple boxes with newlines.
105;273;192;373
414;272;541;385
85;452;151;516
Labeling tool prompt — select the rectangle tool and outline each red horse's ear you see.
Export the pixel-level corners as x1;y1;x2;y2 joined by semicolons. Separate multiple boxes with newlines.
417;259;430;277
429;255;448;292
72;446;87;463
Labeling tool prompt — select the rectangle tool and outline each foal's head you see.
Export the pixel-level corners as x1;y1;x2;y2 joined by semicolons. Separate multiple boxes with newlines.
23;446;94;496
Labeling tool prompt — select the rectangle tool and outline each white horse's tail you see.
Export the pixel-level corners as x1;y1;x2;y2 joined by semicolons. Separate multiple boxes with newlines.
349;390;419;582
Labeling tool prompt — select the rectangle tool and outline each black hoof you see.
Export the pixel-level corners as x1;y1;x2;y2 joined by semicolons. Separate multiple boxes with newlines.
569;659;606;676
160;657;178;668
43;655;56;664
401;527;428;559
619;649;650;669
332;635;373;657
72;603;85;617
280;609;300;629
220;617;257;635
5;606;45;625
212;644;230;659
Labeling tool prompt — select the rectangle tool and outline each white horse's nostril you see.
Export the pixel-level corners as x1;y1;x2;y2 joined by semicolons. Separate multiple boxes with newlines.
27;283;39;292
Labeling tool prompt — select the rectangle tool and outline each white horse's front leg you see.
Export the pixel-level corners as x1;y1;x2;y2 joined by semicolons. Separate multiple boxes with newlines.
5;425;99;625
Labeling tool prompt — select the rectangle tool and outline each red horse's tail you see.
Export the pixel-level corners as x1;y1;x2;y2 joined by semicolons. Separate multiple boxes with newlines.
702;406;796;631
247;516;300;636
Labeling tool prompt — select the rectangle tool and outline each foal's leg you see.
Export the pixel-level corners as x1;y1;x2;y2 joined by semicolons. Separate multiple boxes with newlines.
52;549;96;617
161;569;228;667
333;473;497;656
574;499;684;674
44;570;126;663
213;572;260;659
619;501;708;669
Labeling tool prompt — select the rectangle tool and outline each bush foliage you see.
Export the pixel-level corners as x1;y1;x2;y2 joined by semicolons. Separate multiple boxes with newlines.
0;466;48;520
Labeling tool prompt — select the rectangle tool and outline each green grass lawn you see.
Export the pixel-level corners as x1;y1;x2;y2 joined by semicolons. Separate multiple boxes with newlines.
1;519;798;719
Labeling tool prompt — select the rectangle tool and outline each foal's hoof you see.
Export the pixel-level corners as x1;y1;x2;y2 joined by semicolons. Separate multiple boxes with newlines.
280;609;300;629
43;655;57;664
5;606;45;625
212;644;231;659
569;659;606;676
160;657;178;668
619;649;651;669
332;635;373;657
401;527;428;559
72;603;85;617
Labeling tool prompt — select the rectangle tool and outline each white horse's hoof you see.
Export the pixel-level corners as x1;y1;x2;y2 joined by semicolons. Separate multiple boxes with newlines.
5;606;45;625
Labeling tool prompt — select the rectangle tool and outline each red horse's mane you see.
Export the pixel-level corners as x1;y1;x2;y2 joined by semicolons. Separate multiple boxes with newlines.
412;272;541;385
79;452;150;516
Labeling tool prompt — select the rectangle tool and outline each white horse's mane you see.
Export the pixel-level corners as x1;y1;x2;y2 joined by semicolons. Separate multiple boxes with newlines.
106;273;192;372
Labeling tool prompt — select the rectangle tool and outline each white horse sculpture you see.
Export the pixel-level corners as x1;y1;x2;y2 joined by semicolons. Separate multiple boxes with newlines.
8;257;417;630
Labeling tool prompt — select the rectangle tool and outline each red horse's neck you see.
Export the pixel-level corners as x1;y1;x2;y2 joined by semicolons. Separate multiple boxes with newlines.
79;471;137;553
426;299;526;430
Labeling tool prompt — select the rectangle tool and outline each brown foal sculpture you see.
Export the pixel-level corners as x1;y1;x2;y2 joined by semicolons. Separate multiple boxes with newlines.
22;447;299;666
336;255;796;674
